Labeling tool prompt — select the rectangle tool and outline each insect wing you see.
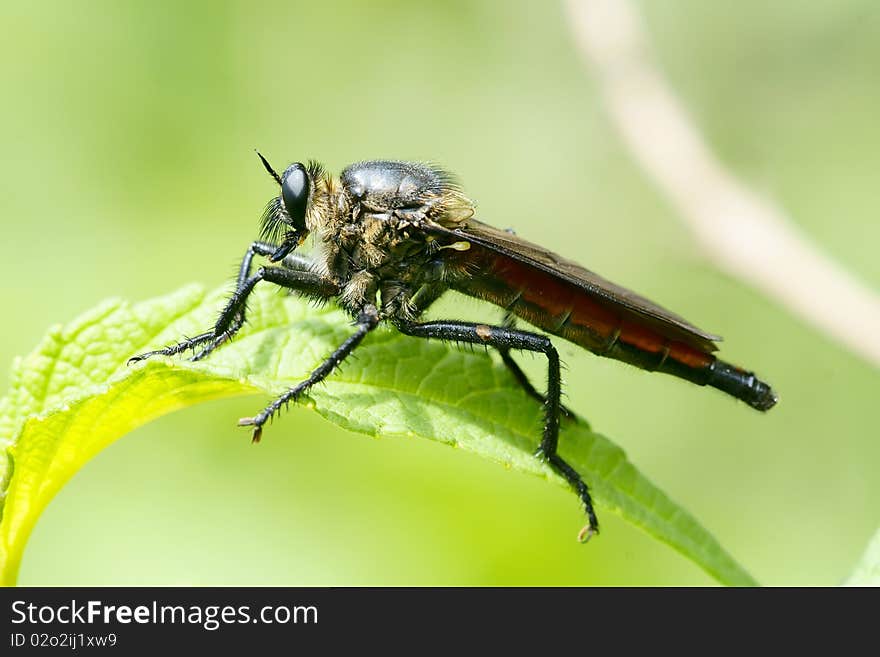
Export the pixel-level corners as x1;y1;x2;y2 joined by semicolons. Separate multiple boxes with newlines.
428;218;721;352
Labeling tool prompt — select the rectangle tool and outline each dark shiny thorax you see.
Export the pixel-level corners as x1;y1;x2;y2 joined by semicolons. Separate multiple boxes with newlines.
317;161;461;318
340;160;447;212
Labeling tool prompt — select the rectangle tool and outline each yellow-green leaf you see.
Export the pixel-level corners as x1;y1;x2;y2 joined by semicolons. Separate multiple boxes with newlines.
0;284;758;586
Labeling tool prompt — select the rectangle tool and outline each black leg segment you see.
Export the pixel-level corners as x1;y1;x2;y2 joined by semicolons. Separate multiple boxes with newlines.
202;242;318;360
395;319;599;540
128;253;338;364
237;240;314;289
497;348;575;420
497;312;573;419
193;265;338;361
127;330;216;363
239;305;380;443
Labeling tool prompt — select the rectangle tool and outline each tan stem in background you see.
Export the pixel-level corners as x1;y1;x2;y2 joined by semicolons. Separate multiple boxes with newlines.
565;0;880;367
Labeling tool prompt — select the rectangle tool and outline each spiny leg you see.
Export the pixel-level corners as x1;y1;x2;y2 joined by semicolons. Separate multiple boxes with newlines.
127;330;216;363
496;349;577;420
128;249;336;363
236;241;314;289
239;305;380;443
192;243;317;361
395;319;599;541
190;265;337;361
401;287;569;416
129;240;281;363
497;313;574;419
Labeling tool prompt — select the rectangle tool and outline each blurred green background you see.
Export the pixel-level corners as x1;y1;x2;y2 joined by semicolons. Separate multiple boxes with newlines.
1;0;877;585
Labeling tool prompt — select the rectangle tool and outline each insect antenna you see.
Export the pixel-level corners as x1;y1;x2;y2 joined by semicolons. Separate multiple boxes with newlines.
256;150;282;186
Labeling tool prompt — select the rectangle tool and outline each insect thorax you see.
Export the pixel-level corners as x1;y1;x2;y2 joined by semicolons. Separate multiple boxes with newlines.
310;161;474;320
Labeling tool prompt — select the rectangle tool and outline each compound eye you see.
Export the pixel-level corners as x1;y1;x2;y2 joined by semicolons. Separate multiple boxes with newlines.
280;164;309;230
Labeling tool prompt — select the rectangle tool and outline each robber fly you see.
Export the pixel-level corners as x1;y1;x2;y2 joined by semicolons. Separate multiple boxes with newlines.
130;155;777;541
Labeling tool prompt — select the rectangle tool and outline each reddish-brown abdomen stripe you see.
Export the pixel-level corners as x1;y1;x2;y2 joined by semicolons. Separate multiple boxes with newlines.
451;248;714;373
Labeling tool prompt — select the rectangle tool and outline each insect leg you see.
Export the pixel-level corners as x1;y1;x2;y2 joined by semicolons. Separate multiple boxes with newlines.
238;305;380;442
192;243;316;360
395;320;599;541
127;331;215;363
497;314;574;419
237;241;314;289
237;241;278;286
128;241;282;362
129;264;337;363
189;266;337;361
192;241;292;361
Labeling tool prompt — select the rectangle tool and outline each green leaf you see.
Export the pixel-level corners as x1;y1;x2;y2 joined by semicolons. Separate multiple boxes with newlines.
844;528;880;586
0;283;758;586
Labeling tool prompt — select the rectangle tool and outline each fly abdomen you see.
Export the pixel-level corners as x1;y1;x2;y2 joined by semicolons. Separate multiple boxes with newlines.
702;359;778;411
601;333;777;411
444;237;777;412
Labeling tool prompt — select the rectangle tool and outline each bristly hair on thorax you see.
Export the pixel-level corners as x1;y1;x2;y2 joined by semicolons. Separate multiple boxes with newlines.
259;196;285;244
258;160;328;245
